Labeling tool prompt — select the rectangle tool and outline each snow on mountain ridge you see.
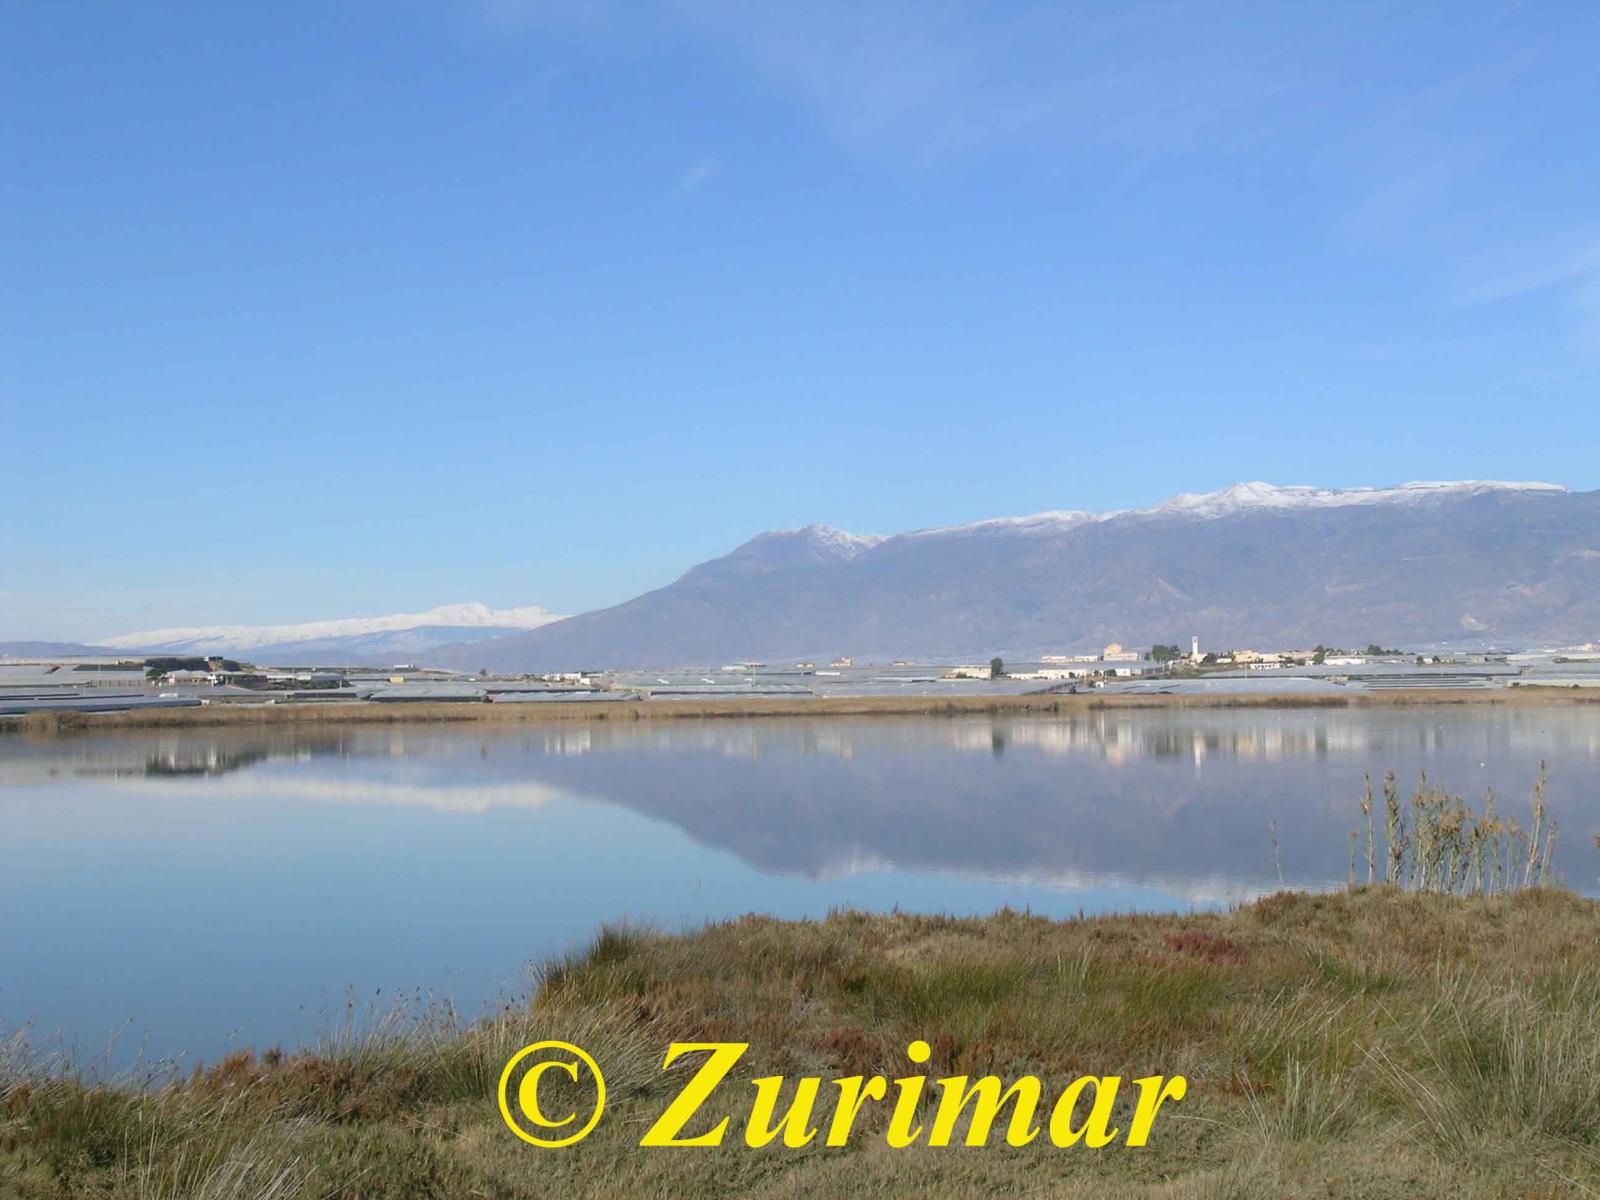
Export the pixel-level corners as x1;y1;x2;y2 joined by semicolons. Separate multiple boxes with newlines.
105;603;564;654
906;510;1097;538
901;480;1568;539
1142;480;1567;519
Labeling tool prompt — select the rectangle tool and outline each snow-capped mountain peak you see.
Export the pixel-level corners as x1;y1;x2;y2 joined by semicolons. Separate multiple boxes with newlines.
103;603;564;656
788;524;888;557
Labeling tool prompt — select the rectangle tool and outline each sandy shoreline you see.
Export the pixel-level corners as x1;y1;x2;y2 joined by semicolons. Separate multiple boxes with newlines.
5;685;1598;736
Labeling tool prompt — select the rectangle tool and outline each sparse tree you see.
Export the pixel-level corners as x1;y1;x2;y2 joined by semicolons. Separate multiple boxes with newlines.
989;656;1004;680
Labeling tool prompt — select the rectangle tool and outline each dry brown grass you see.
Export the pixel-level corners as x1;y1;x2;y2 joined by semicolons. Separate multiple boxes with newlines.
7;889;1600;1197
6;685;1597;739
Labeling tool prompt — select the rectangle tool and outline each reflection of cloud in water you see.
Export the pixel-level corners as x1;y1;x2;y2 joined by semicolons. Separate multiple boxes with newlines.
805;849;1292;907
972;867;1294;908
109;773;567;814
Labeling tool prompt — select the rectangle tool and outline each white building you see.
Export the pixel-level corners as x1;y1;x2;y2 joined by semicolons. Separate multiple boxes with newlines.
944;665;994;680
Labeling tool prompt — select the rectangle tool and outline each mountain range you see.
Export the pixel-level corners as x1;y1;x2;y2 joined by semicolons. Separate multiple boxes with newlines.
429;480;1600;670
12;481;1597;670
95;603;563;665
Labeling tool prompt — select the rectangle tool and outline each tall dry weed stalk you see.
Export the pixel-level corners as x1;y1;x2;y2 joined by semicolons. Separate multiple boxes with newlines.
1359;762;1555;895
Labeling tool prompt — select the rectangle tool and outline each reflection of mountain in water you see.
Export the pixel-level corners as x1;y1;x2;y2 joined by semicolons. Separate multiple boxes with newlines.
521;714;1597;895
8;713;1598;899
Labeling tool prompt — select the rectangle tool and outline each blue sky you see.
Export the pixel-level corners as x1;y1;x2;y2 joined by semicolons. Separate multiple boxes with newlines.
3;1;1598;639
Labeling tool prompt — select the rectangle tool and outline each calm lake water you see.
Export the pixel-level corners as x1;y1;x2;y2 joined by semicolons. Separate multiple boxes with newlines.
3;708;1598;1068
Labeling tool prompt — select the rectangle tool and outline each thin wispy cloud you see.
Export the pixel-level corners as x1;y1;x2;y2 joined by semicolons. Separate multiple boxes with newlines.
467;0;1600;352
1454;235;1600;308
1341;150;1485;241
673;157;718;195
668;0;1331;164
471;0;1347;164
1452;233;1600;347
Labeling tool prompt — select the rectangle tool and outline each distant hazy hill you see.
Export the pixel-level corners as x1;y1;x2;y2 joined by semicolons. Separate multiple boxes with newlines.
103;603;564;666
0;641;117;658
436;482;1600;671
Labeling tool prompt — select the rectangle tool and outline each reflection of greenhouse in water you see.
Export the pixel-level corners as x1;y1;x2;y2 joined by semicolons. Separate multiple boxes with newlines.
140;745;273;777
0;732;356;785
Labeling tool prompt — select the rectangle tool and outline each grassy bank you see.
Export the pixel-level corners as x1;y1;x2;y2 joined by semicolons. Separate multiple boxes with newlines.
8;888;1600;1198
7;684;1599;738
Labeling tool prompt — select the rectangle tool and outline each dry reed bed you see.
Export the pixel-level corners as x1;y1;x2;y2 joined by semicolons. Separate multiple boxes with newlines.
6;685;1598;739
